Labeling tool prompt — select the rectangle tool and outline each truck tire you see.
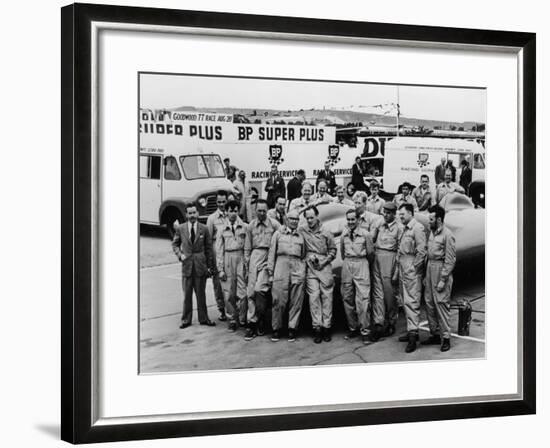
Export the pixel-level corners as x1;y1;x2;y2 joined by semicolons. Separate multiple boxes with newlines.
162;208;184;239
469;181;485;208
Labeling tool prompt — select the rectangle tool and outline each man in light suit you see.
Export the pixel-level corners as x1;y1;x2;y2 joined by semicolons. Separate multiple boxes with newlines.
172;202;216;328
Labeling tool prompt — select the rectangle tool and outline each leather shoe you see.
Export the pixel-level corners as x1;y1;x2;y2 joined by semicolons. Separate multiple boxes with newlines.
218;312;227;322
421;334;441;345
179;322;191;329
200;320;216;327
369;324;383;342
345;329;359;340
405;334;417;353
440;338;451;352
323;328;332;342
244;324;257;341
398;333;418;342
383;324;396;337
288;329;296;342
313;329;322;344
257;321;266;336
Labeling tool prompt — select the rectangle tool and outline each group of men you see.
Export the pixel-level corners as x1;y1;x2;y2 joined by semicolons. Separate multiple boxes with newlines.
171;163;458;353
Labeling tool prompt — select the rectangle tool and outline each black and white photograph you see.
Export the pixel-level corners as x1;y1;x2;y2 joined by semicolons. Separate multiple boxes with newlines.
139;73;486;373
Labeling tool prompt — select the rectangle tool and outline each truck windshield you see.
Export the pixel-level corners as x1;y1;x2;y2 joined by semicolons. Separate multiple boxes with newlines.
180;155;225;180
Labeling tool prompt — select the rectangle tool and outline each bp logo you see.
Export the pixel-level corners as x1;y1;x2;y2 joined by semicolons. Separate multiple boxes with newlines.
417;153;430;168
327;145;341;166
268;145;284;165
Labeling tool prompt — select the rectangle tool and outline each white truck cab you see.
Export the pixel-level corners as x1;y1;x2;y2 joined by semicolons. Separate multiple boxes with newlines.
140;134;235;235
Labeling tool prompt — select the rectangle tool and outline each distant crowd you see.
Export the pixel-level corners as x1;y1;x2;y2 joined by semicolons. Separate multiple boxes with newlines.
224;155;470;224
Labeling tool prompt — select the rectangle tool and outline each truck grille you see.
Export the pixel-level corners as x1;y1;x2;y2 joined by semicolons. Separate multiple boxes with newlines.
205;195;217;215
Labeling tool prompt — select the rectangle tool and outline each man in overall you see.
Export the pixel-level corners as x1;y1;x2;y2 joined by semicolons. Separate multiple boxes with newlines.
394;203;427;353
267;209;307;342
370;202;403;341
340;209;375;344
353;190;383;242
301;206;337;343
422;204;456;352
243;199;280;340
366;180;385;215
206;190;230;321
172;203;216;328
267;195;287;226
215;200;248;332
333;185;354;207
288;182;314;213
311;180;334;206
223;157;238;182
393;182;419;211
435;168;466;205
412;174;433;212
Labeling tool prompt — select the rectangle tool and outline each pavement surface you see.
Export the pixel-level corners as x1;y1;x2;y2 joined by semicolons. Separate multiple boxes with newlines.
139;225;485;373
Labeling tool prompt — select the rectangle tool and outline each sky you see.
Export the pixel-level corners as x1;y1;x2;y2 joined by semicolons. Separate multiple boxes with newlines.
140;73;486;123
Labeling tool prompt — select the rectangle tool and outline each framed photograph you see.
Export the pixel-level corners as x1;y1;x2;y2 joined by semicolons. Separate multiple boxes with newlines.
61;2;536;444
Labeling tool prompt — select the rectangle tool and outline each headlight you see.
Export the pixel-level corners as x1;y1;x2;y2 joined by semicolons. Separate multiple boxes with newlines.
198;197;207;208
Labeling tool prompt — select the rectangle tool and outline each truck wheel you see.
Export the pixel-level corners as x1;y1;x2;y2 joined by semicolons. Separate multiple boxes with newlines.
162;208;184;239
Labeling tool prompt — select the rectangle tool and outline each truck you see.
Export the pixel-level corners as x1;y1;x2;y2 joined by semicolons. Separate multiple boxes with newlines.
353;135;486;206
381;137;486;206
139;110;236;235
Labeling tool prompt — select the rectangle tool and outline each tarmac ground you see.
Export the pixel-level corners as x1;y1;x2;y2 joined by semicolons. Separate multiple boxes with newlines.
139;225;485;373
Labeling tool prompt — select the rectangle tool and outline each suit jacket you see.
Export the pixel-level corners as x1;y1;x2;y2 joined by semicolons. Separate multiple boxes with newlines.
287;176;303;205
267;208;287;226
171;222;214;277
316;169;337;195
434;164;446;185
264;174;286;207
459;166;472;190
351;163;367;191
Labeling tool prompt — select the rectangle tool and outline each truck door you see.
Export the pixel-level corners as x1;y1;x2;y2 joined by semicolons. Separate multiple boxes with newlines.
140;154;162;224
472;153;486;182
447;152;471;182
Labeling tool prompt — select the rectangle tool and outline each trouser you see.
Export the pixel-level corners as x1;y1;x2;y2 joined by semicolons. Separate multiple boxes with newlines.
272;256;306;331
306;260;334;329
372;250;399;328
246;248;271;324
211;244;226;313
220;251;247;324
398;255;422;334
341;258;371;335
247;291;269;326
424;259;453;339
181;274;208;324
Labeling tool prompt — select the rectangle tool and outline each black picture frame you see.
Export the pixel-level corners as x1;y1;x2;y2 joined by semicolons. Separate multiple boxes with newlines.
61;2;536;444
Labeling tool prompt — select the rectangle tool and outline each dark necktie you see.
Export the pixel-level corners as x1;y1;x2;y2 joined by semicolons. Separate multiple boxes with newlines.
191;224;195;243
231;224;235;236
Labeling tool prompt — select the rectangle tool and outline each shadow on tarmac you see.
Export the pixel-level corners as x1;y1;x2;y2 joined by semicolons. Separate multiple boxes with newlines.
140;223;169;239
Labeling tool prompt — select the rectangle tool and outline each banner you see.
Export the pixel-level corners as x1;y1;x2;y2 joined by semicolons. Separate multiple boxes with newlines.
139;110;334;143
